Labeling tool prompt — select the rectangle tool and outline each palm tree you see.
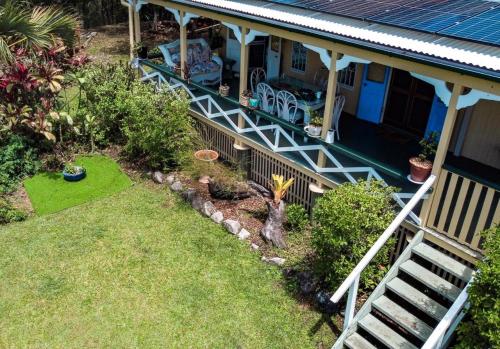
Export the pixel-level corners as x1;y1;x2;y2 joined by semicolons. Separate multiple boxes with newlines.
0;1;78;62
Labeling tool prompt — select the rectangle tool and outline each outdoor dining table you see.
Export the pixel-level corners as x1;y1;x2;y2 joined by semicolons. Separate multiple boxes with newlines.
266;76;326;124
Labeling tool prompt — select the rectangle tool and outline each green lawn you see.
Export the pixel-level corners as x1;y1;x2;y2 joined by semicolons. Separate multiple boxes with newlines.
0;183;333;348
24;155;132;215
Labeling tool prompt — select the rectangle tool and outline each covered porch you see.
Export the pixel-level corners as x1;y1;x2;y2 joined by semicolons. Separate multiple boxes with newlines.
125;0;500;236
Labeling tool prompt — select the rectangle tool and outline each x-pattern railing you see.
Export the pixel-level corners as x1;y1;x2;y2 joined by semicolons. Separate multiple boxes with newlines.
138;64;425;223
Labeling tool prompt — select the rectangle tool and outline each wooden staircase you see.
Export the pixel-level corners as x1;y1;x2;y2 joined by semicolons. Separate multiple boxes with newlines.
333;230;474;349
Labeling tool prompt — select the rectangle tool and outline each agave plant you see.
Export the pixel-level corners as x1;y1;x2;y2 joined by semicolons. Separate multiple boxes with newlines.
271;174;295;205
0;1;78;62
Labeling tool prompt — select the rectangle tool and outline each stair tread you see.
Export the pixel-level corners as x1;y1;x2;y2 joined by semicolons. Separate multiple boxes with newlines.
400;260;462;301
373;295;433;341
344;332;377;349
412;243;473;281
359;313;418;349
387;278;448;321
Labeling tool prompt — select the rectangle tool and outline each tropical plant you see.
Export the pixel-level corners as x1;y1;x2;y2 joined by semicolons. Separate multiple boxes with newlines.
63;163;84;175
418;131;439;162
0;1;78;63
270;174;294;204
457;225;500;349
312;180;397;290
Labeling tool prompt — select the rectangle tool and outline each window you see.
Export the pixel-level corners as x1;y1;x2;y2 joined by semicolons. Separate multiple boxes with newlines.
338;63;357;89
291;41;307;73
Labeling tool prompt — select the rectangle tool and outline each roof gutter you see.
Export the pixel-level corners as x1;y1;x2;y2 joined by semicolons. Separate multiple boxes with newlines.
170;0;500;84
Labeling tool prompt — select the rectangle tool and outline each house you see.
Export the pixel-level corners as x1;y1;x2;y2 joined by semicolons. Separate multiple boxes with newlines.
122;0;499;347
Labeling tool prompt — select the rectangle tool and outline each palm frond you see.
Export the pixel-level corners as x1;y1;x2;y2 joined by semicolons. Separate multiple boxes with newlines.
31;5;79;48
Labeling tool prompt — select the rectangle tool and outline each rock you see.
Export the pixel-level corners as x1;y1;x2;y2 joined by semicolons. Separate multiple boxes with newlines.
262;256;286;266
223;219;241;235
191;195;204;212
237;229;251;240
201;201;217;217
152;171;164;184
165;174;176;185
251;243;260;251
181;188;196;202
211;211;224;224
170;181;183;192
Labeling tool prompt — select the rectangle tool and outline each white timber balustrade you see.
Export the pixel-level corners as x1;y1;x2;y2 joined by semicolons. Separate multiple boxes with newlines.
330;174;436;330
137;62;432;223
422;277;473;349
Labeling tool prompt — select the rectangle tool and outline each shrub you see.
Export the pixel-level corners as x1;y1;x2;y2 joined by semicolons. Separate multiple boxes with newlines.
122;81;195;170
286;204;309;233
456;225;500;349
0;198;27;225
0;135;40;193
312;180;396;291
81;63;135;145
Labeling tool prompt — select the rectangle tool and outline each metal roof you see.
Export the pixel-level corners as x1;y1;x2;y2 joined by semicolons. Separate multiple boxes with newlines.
171;0;500;82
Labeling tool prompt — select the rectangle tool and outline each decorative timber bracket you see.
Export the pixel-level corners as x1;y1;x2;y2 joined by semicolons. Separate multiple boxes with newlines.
303;44;371;71
411;73;500;109
222;22;269;45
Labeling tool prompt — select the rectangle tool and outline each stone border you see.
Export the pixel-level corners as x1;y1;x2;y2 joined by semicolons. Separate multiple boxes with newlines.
162;173;286;267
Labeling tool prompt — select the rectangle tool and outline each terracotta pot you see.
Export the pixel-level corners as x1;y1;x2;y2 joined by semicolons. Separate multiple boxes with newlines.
409;157;432;183
219;85;230;97
240;95;250;107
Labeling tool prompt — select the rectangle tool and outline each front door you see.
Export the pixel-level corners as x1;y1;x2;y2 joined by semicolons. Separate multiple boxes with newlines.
357;63;390;124
266;36;281;80
383;69;435;137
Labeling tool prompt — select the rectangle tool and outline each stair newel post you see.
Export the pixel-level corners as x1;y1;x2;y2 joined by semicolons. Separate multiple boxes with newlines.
344;275;360;330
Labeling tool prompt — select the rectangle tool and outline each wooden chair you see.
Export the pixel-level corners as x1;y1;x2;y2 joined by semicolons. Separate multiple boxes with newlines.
256;82;275;125
250;68;267;94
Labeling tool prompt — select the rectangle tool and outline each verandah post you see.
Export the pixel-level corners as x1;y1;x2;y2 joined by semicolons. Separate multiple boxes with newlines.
179;10;187;80
235;26;249;149
419;84;463;225
313;49;339;191
133;3;141;44
128;2;135;59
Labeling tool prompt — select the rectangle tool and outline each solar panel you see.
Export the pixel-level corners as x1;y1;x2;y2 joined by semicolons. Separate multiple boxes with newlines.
439;7;500;46
265;0;500;46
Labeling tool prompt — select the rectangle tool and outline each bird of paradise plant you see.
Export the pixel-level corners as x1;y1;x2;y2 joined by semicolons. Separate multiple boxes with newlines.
271;174;294;205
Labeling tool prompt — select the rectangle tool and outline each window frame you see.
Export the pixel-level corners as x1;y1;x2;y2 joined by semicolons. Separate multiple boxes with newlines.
290;41;307;73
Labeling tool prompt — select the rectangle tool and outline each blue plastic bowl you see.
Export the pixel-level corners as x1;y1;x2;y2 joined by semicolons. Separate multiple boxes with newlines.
63;167;86;182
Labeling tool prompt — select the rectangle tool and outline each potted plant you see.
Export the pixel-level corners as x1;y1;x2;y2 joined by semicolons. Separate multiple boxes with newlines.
304;112;323;137
219;83;230;97
134;42;148;59
63;163;86;182
409;131;439;183
240;90;252;107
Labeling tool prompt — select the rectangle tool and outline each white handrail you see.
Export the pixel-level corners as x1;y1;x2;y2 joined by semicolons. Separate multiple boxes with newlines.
422;277;473;349
330;174;436;303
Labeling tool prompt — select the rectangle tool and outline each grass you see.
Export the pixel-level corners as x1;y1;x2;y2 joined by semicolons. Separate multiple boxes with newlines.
24;155;132;215
0;183;334;348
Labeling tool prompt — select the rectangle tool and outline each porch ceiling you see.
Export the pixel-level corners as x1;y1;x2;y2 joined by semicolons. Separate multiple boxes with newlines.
159;0;500;90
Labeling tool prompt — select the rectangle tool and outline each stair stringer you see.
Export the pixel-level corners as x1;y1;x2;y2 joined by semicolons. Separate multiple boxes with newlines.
332;230;425;349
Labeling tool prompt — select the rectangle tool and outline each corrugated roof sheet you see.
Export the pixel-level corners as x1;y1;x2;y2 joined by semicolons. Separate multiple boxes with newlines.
186;0;500;73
